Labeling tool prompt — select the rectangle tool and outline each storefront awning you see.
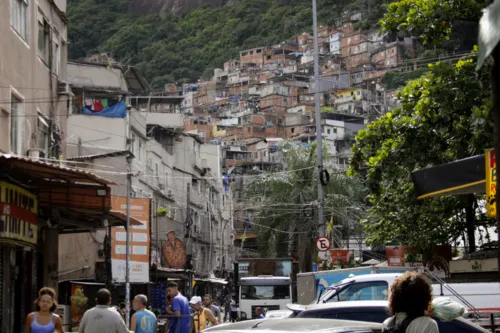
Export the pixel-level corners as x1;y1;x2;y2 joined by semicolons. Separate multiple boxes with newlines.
411;154;486;200
0;154;137;230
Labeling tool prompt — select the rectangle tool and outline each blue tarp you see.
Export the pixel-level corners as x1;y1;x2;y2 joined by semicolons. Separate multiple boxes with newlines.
82;99;127;118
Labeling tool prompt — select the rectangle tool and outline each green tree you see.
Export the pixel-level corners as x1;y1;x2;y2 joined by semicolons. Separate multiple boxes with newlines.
244;141;367;272
349;56;494;251
380;0;486;44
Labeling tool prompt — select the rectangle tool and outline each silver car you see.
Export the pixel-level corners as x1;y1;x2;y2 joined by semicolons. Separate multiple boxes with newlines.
202;318;384;333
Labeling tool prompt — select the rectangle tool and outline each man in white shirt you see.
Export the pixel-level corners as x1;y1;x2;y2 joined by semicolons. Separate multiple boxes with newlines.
78;289;132;333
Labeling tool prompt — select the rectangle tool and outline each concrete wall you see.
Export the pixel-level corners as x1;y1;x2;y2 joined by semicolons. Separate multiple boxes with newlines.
0;0;69;156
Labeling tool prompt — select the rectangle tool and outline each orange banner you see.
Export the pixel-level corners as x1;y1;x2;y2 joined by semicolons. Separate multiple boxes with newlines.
385;246;409;266
330;249;351;264
111;197;150;282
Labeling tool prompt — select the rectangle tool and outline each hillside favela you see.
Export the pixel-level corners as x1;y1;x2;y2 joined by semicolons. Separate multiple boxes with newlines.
1;0;500;332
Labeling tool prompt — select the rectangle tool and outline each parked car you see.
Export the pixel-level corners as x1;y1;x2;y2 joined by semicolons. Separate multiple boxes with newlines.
295;300;489;333
202;318;384;333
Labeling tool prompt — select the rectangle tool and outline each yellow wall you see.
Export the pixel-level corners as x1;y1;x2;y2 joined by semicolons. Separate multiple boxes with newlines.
212;125;227;138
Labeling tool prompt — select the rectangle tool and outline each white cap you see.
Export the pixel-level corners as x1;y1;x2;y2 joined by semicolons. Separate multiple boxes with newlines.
190;296;202;305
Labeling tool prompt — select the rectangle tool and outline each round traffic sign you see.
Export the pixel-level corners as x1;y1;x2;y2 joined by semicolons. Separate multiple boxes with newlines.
316;236;331;252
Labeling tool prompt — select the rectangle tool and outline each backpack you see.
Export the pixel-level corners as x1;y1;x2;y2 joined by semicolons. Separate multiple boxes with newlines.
383;315;416;333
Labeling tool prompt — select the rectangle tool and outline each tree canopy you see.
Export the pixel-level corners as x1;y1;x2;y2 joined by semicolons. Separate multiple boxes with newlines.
244;141;367;271
349;55;495;250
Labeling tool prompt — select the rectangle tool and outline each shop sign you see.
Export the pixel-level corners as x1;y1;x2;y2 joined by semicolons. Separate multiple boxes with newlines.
329;249;351;264
385;246;409;266
111;197;150;283
0;181;38;246
485;149;496;218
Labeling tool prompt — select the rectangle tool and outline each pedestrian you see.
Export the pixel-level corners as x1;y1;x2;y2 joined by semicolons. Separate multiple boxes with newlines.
203;294;221;323
190;296;219;332
230;298;238;323
25;287;64;333
255;307;265;319
166;282;191;333
119;302;126;321
383;272;439;333
77;288;130;333
131;294;157;333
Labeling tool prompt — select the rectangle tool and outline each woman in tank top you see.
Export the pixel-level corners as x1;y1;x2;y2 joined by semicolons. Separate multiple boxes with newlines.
25;287;64;333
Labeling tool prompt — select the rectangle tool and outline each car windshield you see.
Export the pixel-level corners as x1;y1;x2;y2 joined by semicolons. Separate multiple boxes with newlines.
241;285;291;300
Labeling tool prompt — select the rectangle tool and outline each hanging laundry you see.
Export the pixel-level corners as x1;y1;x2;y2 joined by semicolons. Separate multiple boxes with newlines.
101;98;109;109
77;96;83;106
93;99;103;112
85;98;93;109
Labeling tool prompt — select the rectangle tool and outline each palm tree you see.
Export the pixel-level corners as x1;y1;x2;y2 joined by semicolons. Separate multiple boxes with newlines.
244;141;367;272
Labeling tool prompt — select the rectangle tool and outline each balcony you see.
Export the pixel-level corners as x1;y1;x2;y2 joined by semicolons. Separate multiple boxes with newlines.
145;112;184;130
335;95;363;104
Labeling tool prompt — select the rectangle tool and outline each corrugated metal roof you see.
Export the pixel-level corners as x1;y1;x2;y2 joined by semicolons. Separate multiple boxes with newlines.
0;153;115;185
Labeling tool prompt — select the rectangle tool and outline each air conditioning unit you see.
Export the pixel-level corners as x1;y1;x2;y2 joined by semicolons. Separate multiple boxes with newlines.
58;81;70;95
167;190;173;197
158;183;165;190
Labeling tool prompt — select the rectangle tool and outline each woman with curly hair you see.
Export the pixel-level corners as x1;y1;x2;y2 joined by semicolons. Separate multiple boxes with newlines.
383;272;439;333
25;287;64;333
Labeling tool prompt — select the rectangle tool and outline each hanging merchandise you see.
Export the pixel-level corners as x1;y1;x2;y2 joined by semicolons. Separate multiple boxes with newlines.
101;98;109;109
93;99;104;112
84;99;93;110
82;99;127;118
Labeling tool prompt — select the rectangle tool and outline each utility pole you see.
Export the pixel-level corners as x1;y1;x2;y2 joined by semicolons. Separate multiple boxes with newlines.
125;109;133;327
125;169;132;327
312;0;325;237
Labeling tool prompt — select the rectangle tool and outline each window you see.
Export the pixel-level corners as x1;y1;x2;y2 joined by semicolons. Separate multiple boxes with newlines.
334;310;388;323
38;13;50;63
131;133;136;153
165;172;169;188
11;0;28;41
327;281;388;303
242;52;248;56
357;91;361;95
10;93;24;154
291;127;295;133
53;31;60;75
250;50;254;55
37;112;49;152
327;129;331;134
333;128;337;134
240;285;290;300
138;139;143;161
256;49;262;54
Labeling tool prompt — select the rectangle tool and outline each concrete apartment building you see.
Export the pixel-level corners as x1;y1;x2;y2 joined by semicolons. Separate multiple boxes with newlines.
61;61;234;295
0;0;69;158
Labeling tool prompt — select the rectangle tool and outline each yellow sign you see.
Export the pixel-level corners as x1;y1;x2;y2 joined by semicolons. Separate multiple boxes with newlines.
0;181;38;246
485;149;496;218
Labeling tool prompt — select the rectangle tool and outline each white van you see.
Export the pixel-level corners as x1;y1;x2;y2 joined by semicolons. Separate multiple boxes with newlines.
239;276;293;320
308;273;500;311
